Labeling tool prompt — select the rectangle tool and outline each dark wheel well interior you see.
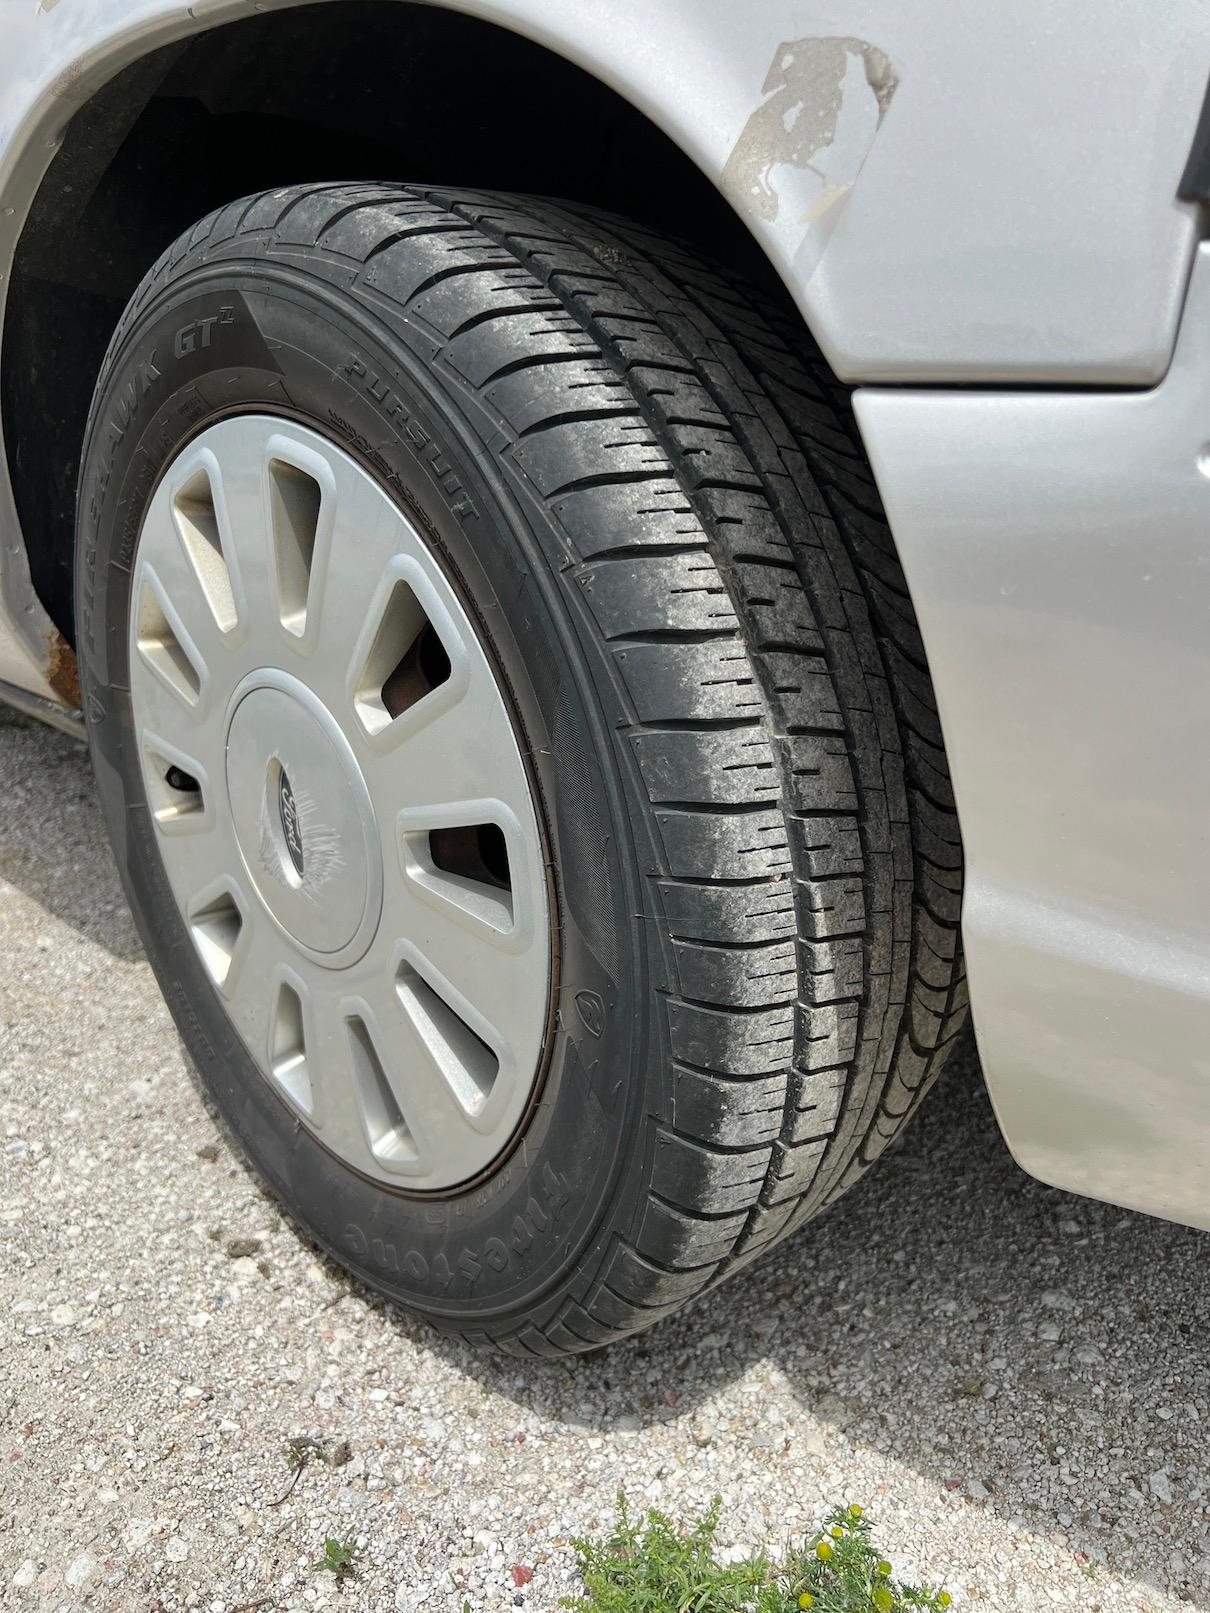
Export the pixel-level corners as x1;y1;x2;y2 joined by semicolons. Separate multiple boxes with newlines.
2;0;781;644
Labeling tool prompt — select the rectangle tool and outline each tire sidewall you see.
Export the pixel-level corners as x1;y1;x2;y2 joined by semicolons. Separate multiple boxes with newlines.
77;263;659;1329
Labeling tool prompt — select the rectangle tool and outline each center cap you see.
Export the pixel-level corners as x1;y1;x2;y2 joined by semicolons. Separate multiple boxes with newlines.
224;671;383;963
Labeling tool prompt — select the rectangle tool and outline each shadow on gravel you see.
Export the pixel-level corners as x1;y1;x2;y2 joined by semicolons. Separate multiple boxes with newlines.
0;714;144;962
5;713;1204;1606
421;1043;1210;1608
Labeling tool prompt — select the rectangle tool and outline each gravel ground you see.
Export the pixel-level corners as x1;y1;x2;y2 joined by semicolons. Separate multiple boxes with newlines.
1;711;1208;1613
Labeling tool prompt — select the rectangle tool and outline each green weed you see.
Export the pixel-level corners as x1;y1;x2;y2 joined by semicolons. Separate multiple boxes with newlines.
563;1496;952;1612
315;1537;358;1584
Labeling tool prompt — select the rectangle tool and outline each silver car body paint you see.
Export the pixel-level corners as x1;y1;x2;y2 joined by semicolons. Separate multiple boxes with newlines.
0;0;1208;1221
857;243;1210;1234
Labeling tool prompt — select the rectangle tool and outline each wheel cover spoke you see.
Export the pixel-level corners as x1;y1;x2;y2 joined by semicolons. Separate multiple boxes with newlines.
130;415;552;1191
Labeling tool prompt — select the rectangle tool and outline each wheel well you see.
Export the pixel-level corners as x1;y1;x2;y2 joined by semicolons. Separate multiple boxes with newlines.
2;0;780;644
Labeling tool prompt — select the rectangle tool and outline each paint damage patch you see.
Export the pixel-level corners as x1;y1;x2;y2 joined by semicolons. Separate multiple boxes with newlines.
723;36;898;270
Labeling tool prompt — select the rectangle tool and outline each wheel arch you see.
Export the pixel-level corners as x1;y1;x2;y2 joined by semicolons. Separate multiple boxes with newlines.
0;0;815;658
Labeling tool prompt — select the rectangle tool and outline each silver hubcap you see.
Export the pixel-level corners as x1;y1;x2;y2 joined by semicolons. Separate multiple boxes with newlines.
128;416;551;1191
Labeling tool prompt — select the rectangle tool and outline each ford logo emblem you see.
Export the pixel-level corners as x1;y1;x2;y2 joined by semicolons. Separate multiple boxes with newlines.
278;767;305;877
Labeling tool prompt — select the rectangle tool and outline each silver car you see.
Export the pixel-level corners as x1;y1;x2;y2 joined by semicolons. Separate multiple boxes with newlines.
2;0;1206;1354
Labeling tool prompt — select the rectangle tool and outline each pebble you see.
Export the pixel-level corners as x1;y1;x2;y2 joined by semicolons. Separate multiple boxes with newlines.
64;1552;97;1590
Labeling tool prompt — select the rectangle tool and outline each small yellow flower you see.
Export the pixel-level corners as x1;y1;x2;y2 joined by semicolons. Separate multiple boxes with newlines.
831;1524;845;1539
849;1504;864;1518
815;1540;833;1562
874;1589;893;1613
938;1595;952;1609
878;1561;893;1576
798;1596;814;1609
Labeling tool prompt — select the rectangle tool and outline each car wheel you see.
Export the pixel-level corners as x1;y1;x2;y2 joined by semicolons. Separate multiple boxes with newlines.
76;183;967;1353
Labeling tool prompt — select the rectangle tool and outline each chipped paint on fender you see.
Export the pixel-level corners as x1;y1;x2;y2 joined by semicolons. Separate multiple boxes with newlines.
722;36;897;277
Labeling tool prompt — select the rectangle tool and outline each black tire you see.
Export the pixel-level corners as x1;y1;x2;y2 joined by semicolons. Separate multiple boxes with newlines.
77;182;967;1355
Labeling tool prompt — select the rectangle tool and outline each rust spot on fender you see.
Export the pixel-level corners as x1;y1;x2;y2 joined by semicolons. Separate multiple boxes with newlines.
723;36;898;269
46;630;81;710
